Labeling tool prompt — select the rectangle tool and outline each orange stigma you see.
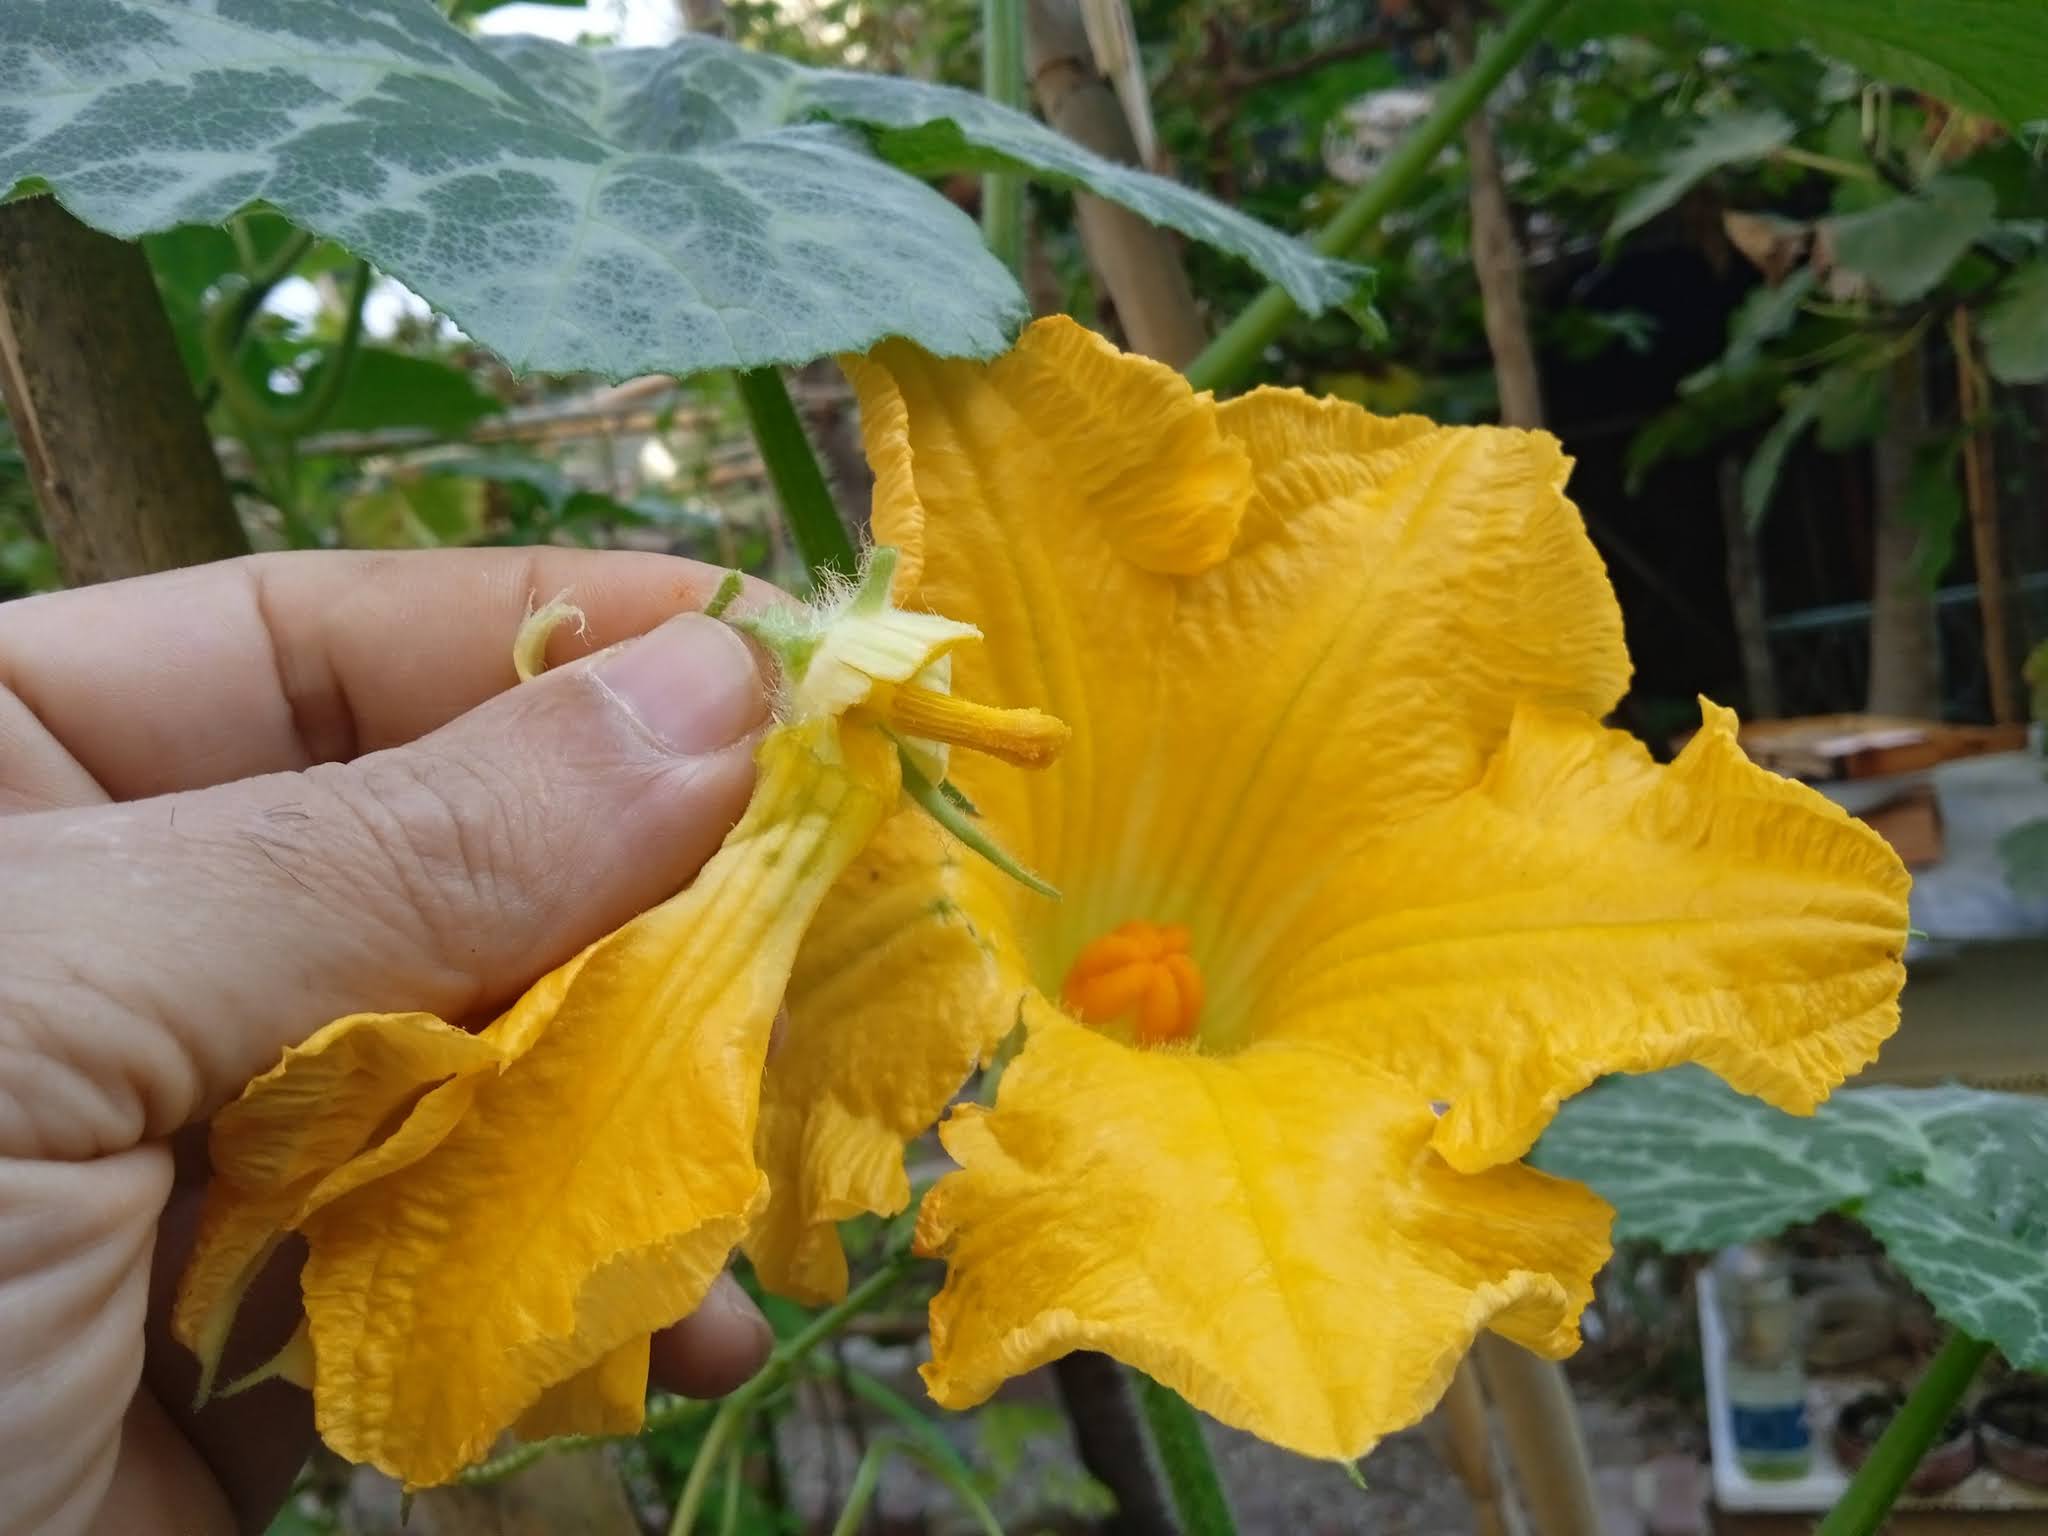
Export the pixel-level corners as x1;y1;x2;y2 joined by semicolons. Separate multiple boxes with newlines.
1060;920;1204;1047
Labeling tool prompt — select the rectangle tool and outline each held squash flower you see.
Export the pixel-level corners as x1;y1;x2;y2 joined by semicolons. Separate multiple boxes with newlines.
173;556;1065;1488
766;316;1911;1463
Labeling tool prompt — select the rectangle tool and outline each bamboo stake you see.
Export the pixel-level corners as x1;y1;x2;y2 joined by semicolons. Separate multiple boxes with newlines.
1951;307;2020;723
1027;0;1207;365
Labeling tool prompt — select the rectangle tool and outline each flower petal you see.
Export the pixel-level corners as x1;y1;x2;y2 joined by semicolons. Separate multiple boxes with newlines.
916;1011;1612;1462
514;1335;652;1442
747;807;1014;1304
174;1012;507;1390
851;326;1629;997
249;723;897;1486
1257;702;1912;1171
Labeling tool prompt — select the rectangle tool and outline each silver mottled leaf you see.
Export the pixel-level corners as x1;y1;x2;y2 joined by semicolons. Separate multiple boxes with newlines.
1534;1067;2048;1369
0;0;1358;378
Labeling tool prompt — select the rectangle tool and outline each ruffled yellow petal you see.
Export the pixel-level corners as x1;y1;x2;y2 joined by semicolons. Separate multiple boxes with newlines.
287;723;896;1485
914;1010;1612;1462
849;322;1631;992
1257;701;1912;1171
174;1012;507;1394
176;722;899;1487
747;806;1014;1304
514;1336;652;1442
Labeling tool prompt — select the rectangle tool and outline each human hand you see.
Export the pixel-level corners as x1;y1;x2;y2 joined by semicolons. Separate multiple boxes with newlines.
0;549;784;1535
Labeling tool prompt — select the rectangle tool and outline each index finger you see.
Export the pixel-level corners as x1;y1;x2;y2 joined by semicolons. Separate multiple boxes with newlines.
0;548;771;802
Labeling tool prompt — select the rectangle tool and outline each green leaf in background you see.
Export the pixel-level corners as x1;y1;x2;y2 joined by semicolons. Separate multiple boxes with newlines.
1824;177;1997;303
0;0;1356;380
1981;259;2048;385
1533;1066;2048;1372
1678;0;2048;129
1721;265;1817;373
1741;384;1819;529
340;474;487;548
304;349;504;437
1610;109;1793;240
1811;356;1887;451
1898;436;1964;588
2000;817;2048;899
1562;0;2048;128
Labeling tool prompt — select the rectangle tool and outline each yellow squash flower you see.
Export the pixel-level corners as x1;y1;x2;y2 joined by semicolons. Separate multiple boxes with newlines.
765;316;1911;1463
173;556;1064;1487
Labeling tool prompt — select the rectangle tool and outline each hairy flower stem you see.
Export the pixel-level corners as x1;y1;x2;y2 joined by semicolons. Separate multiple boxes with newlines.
981;0;1028;274
1815;1330;1993;1536
1135;1374;1239;1536
668;1255;914;1535
735;366;857;583
1183;0;1576;395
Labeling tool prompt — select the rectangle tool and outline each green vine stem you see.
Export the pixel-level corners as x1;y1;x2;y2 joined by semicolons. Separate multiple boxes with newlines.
206;256;373;438
714;1420;747;1536
199;226;318;414
456;1395;714;1484
1134;1374;1239;1536
733;365;857;583
1815;1330;1994;1536
667;1254;914;1535
1183;0;1577;395
981;0;1027;274
827;1434;1007;1536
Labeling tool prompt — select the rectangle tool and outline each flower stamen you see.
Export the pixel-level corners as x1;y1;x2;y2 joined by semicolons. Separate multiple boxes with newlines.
1061;920;1204;1046
880;684;1070;768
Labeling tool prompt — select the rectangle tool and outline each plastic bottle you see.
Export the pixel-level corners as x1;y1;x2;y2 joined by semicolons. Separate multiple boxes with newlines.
1718;1241;1814;1481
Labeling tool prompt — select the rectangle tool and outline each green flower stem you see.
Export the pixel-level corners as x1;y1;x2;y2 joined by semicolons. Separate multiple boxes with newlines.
667;1255;913;1535
734;365;857;584
1816;1330;1993;1536
457;1396;713;1484
981;0;1028;274
1134;1374;1238;1536
828;1435;1007;1536
1183;0;1576;395
714;1425;746;1536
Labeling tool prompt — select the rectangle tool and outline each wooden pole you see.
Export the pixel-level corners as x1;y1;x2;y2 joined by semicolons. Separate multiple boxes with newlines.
1868;340;1943;718
1437;1363;1515;1536
1447;1;1544;429
1428;11;1605;1534
1950;308;2020;724
0;196;247;583
1720;454;1781;717
1027;0;1208;368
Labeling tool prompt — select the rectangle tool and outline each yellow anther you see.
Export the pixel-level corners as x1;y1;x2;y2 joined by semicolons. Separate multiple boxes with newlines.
881;682;1071;768
1061;920;1205;1046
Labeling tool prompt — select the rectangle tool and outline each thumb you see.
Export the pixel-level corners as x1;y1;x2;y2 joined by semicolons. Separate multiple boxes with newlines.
0;613;768;1161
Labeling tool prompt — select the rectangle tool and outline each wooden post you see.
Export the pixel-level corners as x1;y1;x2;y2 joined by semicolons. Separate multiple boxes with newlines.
1437;1363;1515;1536
1950;308;2020;724
1868;341;1943;718
1027;0;1208;368
1447;1;1544;429
0;196;248;584
1720;454;1781;717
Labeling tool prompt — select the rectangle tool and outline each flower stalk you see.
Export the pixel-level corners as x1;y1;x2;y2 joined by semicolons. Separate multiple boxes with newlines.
1135;1374;1239;1536
1815;1330;1993;1536
734;366;858;582
1183;0;1576;395
668;1256;914;1535
981;0;1028;274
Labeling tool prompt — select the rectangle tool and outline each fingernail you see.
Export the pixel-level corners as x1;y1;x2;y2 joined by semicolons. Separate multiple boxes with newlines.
706;1271;775;1355
596;614;766;754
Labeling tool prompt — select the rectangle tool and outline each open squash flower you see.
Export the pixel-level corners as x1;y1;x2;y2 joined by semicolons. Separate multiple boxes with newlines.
172;554;1066;1488
759;316;1911;1463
